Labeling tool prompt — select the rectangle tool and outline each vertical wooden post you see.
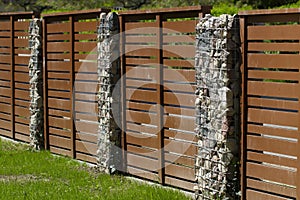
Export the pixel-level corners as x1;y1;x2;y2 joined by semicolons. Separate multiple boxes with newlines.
156;14;165;185
43;18;49;150
119;15;128;173
70;16;76;159
240;16;248;200
297;13;300;200
10;15;15;140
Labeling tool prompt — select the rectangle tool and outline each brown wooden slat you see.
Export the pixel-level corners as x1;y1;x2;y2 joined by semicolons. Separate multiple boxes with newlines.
74;21;97;32
163;20;196;33
0;87;11;97
0;22;10;30
164;138;196;156
49;116;71;129
126;131;158;149
248;70;298;81
248;81;298;99
15;49;30;55
74;62;97;72
14;38;28;47
247;135;297;157
165;176;194;191
15;106;29;118
246;189;292;200
75;93;97;102
47;34;69;41
163;45;195;58
49;127;70;138
47;61;71;71
47;71;71;79
0;80;10;87
248;54;300;69
247;179;296;198
248;97;298;111
48;108;71;118
15;133;30;143
248;42;300;52
48;79;71;90
125;46;157;57
50;146;72;157
164;82;196;93
125;22;157;32
47;42;70;52
15;65;29;73
47;53;70;60
164;105;195;116
75;33;96;41
125;66;156;79
75;101;97;114
14;21;30;31
127;166;158;181
247;151;297;169
0;103;13;113
75;73;97;81
164;68;195;82
75;121;98;134
75;140;97;155
74;53;97;60
76;132;97;142
126;88;157;102
165;163;194;181
0;112;11;121
163;35;195;43
0;55;11;63
126;79;157;89
15;72;29;82
15;90;30;100
247;162;296;186
76;152;97;163
127;153;158;171
15;82;29;90
74;42;96;52
247;124;298;138
47;22;70;34
164;129;196;142
127;101;157;112
15;99;29;107
0;48;11;54
125;58;156;66
248;108;298;127
48;90;71;98
15;56;30;65
164;92;195;107
0;129;11;137
164;115;195;132
15;116;29;124
248;25;300;40
49;134;71;149
165;153;194;167
15;123;29;135
0;119;11;130
126;35;156;43
0;64;10;71
74;82;98;93
127;145;157;158
126;110;157;125
126;122;157;135
0;38;11;46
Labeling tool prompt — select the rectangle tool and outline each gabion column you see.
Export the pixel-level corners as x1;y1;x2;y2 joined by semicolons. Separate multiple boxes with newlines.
97;12;121;174
28;19;44;150
194;14;241;199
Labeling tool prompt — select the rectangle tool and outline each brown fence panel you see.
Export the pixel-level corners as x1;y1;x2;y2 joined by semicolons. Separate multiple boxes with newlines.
119;6;211;191
43;9;109;163
239;9;300;200
0;12;35;142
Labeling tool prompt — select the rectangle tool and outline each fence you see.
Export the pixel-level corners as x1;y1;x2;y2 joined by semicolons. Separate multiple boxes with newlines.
0;12;37;143
239;8;300;200
119;6;211;191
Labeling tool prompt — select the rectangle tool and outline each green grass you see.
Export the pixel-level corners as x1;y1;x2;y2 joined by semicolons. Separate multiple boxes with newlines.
0;139;191;200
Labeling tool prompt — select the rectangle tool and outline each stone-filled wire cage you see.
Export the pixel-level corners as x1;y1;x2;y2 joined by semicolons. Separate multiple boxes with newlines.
194;14;241;200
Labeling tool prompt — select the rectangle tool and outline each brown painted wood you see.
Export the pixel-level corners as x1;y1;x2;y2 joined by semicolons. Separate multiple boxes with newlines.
74;21;97;32
248;124;297;139
10;15;15;140
75;140;97;155
248;70;298;81
248;54;300;69
127;153;158;172
126;131;158;149
163;20;197;33
164;138;196;157
246;189;292;200
248;25;300;40
49;135;71;149
165;176;194;191
248;42;300;52
165;163;194;181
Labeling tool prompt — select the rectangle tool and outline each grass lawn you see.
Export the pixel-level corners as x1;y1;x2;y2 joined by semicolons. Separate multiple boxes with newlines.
0;139;192;200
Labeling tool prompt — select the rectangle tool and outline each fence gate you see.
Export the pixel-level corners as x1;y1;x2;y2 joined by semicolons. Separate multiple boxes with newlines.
43;9;109;164
0;12;35;143
240;9;300;199
119;6;211;191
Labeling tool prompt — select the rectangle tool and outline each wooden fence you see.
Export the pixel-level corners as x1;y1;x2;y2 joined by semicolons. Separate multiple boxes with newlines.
239;8;300;200
119;6;211;191
43;9;110;163
0;12;36;143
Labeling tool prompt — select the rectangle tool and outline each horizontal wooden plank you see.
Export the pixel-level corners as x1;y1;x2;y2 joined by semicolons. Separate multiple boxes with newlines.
15;82;29;90
127;153;158;172
126;110;157;125
47;53;70;60
48;90;71;99
125;47;157;57
126;101;156;112
0;129;11;138
164;129;196;142
15;133;30;143
15;116;29;125
0;80;10;87
15;90;30;100
164;82;195;93
248;97;298;111
49;146;71;157
48;98;71;110
126;66;156;79
247;189;291;200
47;42;70;52
127;145;157;158
165;163;194;181
15;106;30;118
47;22;70;34
0;22;10;30
75;33;96;41
165;176;194;191
126;79;157;89
0;48;11;54
248;81;298;99
248;25;300;40
15;65;29;73
15;123;29;135
15;72;29;82
48;108;71;118
164;92;195;107
0;38;11;46
163;20;197;33
247;162;296;186
74;53;97;60
126;88;157;102
163;35;195;43
75;121;98;134
126;131;158;149
14;38;28;48
49;134;71;149
14;21;30;31
247;179;296;198
247;151;297;169
76;152;97;164
126;122;157;135
15;56;30;65
74;21;97;32
0;55;10;63
125;58;156;66
76;140;97;155
15;99;29;107
164;68;195;82
248;42;300;52
126;35;156;43
74;82;98;93
47;34;69;41
248;108;298;127
48;79;71;90
164;115;195;132
49;116;71;129
75;93;97;103
0;112;11;121
0;87;11;97
127;166;158;181
0;103;13;113
248;54;300;69
164;138;196;156
74;62;97;72
247;124;298;139
74;42;96;52
0;119;11;130
0;64;10;71
125;22;157;33
163;45;195;58
75;112;97;122
49;127;70;138
164;105;195;116
75;73;97;81
75;101;97;114
165;153;194;167
47;71;71;79
47;61;71;71
247;135;297;157
76;132;97;143
248;70;298;81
